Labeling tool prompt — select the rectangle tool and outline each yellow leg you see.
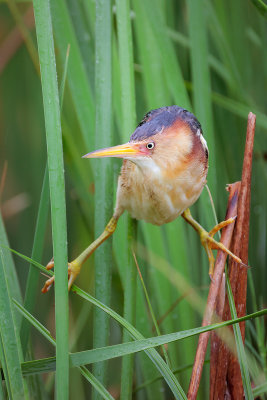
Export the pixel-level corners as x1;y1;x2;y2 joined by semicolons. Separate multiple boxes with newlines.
42;215;118;293
182;208;243;276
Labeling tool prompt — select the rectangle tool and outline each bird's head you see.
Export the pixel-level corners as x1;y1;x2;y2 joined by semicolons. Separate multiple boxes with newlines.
83;106;208;178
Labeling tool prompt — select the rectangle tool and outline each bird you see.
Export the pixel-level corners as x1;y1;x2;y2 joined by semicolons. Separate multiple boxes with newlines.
42;105;243;293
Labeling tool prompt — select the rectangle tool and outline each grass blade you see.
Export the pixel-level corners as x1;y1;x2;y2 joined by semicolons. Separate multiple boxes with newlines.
15;298;115;398
32;0;69;397
59;43;70;111
0;251;27;399
188;0;215;194
6;247;265;397
115;0;137;397
14;299;55;347
187;0;217;247
7;244;186;399
140;0;190;109
250;0;267;18
92;1;113;396
18;307;267;375
21;43;69;356
51;0;95;148
133;0;171;108
133;252;171;367
68;309;267;367
133;1;196;383
14;295;114;398
0;188;187;397
20;166;49;355
80;367;115;400
77;286;186;399
0;215;22;307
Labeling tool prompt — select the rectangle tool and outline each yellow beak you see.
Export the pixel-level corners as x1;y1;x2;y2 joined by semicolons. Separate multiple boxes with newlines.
83;142;142;159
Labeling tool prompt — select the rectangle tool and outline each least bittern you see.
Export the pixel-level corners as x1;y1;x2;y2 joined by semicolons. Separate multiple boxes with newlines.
42;106;243;293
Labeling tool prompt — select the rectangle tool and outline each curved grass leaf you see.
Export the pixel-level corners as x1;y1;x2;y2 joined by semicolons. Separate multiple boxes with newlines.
18;307;267;376
251;0;267;17
79;367;115;400
134;360;210;393
14;298;115;398
14;299;55;347
4;241;267;398
3;247;186;398
76;286;187;400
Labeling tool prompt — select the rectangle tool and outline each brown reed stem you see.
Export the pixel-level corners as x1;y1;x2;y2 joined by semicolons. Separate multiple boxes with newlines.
187;181;241;399
211;112;256;399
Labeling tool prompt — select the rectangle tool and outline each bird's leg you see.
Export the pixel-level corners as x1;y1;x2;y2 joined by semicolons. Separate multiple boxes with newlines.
182;208;243;276
42;215;118;293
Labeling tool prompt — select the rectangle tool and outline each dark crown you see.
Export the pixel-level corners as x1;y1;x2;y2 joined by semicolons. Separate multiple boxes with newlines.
130;106;203;142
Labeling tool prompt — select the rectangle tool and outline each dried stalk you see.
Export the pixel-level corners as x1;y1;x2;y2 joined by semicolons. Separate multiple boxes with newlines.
187;181;241;399
209;273;226;399
211;112;256;399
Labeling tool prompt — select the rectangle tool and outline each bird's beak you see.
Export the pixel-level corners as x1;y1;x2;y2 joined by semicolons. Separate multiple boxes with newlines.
82;142;143;159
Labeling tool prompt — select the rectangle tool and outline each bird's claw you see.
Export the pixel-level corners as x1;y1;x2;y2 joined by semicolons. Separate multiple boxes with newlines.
41;275;55;293
199;217;243;277
41;259;81;293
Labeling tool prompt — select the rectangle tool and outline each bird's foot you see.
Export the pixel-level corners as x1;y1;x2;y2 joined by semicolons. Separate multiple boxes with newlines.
41;258;81;293
182;209;247;277
199;217;244;276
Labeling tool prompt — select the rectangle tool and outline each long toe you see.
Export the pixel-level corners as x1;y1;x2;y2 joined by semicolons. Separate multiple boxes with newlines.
181;209;245;275
46;259;55;271
68;272;76;290
206;236;244;266
208;217;236;238
42;259;82;293
42;276;55;293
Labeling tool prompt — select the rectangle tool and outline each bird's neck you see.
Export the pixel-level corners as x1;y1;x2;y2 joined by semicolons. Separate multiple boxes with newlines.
133;157;162;177
121;159;158;184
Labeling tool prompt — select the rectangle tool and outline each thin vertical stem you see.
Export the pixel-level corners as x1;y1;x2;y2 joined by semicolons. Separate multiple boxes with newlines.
115;0;137;397
92;0;113;397
32;0;69;398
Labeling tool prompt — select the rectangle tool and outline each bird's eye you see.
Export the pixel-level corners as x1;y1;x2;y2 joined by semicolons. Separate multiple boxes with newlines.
146;142;155;150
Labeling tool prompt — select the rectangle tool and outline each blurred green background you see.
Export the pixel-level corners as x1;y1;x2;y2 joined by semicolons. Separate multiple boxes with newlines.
0;0;267;398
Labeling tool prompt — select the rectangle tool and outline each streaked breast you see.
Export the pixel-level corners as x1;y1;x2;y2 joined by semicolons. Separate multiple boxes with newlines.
115;158;207;226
